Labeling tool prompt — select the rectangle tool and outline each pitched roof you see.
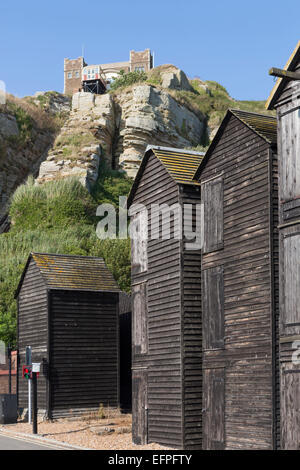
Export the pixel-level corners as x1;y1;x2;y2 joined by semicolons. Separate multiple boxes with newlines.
127;145;204;206
266;40;300;110
193;109;277;180
230;109;277;144
16;252;120;296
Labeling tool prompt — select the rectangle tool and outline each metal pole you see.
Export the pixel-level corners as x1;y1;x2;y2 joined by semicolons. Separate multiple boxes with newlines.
8;344;11;395
32;372;37;434
26;346;32;423
28;379;32;423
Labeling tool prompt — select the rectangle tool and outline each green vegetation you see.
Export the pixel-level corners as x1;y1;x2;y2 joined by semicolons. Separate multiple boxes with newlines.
0;166;133;347
92;162;134;207
169;79;273;135
54;132;99;159
0;94;66;150
109;69;147;92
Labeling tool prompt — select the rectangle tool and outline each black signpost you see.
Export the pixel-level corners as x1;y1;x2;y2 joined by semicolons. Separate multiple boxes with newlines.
31;363;40;435
32;371;38;434
7;343;11;395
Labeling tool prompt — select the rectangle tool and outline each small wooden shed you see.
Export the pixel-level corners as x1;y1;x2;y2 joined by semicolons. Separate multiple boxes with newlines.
127;146;204;449
266;40;300;449
194;109;279;449
16;252;120;419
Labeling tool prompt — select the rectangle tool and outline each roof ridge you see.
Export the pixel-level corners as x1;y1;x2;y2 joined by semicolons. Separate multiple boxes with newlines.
230;108;276;119
146;144;205;156
266;40;300;109
31;251;105;261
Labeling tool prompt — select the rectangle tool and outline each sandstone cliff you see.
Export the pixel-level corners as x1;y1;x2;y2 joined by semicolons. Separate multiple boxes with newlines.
0;65;271;224
37;68;205;184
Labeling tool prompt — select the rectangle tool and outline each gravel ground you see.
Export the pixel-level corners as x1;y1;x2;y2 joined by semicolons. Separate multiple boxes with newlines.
2;412;171;450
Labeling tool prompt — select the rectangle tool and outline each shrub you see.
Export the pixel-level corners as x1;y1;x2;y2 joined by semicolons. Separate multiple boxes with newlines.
92;162;132;207
109;70;147;92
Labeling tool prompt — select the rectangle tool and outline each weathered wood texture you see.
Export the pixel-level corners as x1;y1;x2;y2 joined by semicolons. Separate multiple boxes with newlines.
131;153;202;449
274;68;300;449
181;188;202;450
199;114;279;449
202;177;224;253
203;368;225;449
132;368;148;445
17;259;48;411
17;257;120;419
49;290;119;418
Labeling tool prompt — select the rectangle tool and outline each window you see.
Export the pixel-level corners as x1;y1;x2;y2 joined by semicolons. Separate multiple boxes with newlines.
280;108;300;200
75;71;80;78
202;266;224;349
202;176;224;253
283;234;300;327
67;72;72;79
132;282;148;355
135;66;145;72
130;210;148;274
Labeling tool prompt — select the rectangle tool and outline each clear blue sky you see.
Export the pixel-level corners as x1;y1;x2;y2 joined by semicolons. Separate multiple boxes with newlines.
0;0;299;101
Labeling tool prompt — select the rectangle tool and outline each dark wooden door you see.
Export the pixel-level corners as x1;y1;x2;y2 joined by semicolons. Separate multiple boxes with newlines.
281;364;300;449
132;368;148;445
203;368;225;449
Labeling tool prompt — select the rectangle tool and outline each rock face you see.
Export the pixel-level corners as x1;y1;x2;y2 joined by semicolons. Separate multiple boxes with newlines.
0;127;56;220
115;85;204;177
0;94;70;223
160;67;193;92
37;93;115;189
42;84;205;181
33;91;71;114
0;114;19;138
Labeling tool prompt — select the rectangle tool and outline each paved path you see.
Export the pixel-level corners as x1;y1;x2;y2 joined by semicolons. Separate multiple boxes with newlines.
0;433;69;450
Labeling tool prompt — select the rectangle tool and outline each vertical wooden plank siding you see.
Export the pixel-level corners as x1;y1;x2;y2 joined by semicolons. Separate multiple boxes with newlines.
17;259;48;412
202;177;224;253
132;283;148;356
283;235;300;329
203;368;225;449
49;290;119;418
200;114;278;449
279;106;300;202
202;266;224;350
132;369;148;445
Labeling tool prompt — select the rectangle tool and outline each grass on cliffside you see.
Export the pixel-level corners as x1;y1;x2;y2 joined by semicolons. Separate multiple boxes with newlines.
0;167;133;347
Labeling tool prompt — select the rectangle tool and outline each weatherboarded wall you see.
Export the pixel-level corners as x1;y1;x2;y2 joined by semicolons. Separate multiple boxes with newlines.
272;66;300;449
198;113;279;449
17;259;48;412
17;255;120;419
131;152;202;449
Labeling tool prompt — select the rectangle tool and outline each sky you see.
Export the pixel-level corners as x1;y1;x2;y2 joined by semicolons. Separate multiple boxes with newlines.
0;0;299;101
